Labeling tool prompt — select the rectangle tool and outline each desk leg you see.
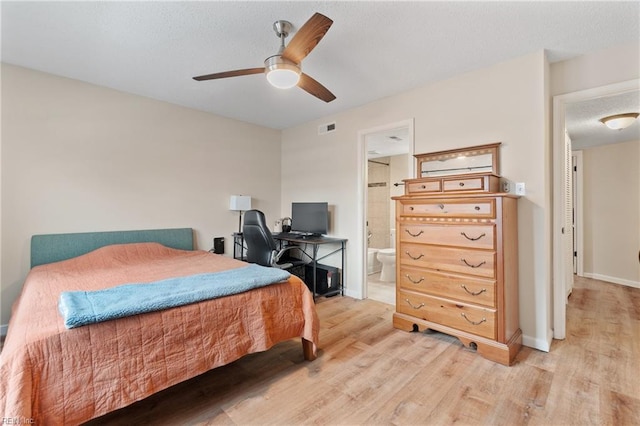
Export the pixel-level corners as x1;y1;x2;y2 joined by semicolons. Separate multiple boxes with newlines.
341;241;345;296
312;245;318;299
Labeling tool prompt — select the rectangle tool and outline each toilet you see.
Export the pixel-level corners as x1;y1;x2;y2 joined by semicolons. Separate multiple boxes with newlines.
367;248;381;275
376;229;396;282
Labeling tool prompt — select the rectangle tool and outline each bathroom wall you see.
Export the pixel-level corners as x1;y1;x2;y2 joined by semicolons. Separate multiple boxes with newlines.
368;154;410;249
389;154;410;230
367;158;391;249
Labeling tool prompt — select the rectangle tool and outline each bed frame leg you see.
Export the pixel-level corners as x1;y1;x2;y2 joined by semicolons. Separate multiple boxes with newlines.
302;338;317;361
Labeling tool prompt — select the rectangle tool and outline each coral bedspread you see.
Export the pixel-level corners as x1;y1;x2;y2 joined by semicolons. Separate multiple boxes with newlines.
0;243;319;425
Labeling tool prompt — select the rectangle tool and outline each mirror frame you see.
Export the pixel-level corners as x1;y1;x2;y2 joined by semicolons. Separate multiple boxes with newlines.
415;142;501;178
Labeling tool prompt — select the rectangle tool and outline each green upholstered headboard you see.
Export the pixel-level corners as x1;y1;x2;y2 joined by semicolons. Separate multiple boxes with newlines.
30;228;194;268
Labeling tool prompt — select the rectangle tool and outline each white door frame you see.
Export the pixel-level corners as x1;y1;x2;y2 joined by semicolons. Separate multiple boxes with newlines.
357;119;415;299
552;79;639;339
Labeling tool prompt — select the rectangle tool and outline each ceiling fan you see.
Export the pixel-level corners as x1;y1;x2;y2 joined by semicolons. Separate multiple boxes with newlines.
193;12;336;103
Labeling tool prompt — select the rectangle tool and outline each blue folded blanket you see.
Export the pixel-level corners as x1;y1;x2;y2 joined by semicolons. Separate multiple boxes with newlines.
59;264;291;329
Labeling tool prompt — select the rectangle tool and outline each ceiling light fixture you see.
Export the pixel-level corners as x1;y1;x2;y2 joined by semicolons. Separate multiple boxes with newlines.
599;112;639;130
264;56;301;89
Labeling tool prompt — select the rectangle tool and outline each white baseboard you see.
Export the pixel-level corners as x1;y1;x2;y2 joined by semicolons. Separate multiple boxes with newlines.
583;273;640;289
1;324;7;337
522;328;552;353
344;288;361;300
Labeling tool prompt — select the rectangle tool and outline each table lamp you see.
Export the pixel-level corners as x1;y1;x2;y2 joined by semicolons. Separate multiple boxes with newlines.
229;195;252;234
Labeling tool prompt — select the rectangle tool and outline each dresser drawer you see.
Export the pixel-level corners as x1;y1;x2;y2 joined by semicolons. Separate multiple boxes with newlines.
400;242;496;278
406;179;441;194
398;290;496;339
399;267;496;307
442;177;485;192
399;223;495;250
400;199;495;218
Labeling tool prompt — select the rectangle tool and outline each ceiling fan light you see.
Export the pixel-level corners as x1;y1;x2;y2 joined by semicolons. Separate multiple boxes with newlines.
599;112;639;130
264;56;301;89
267;68;300;89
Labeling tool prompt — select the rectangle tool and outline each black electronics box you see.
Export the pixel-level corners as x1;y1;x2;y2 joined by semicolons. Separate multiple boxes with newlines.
304;263;341;296
213;237;225;254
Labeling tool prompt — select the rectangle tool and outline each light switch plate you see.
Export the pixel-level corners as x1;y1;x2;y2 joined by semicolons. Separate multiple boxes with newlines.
515;182;526;196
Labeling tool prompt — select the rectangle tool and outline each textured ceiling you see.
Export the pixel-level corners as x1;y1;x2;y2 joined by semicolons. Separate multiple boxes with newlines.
566;91;640;149
2;1;639;135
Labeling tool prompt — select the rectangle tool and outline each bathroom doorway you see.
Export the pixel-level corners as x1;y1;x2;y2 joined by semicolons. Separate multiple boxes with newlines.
360;120;414;305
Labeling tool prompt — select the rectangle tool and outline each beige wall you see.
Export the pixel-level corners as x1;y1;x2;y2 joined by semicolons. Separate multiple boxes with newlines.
0;64;282;325
550;41;640;96
282;51;552;350
582;140;640;286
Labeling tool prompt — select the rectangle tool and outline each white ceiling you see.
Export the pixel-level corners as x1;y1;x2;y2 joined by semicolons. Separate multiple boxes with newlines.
1;1;639;133
366;127;410;159
566;90;640;149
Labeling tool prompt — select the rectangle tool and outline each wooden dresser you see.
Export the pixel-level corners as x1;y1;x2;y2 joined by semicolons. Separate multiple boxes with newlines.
392;143;521;366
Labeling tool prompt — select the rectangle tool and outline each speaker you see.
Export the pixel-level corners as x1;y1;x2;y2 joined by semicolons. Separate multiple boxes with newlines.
213;237;225;254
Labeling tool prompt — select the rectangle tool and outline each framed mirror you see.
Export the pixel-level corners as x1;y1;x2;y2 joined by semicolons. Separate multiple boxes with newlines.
416;142;501;178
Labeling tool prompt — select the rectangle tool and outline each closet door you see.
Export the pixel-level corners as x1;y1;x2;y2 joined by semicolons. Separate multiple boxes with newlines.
563;131;574;297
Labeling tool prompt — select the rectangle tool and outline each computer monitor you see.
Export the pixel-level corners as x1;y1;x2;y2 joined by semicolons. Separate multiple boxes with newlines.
291;202;329;236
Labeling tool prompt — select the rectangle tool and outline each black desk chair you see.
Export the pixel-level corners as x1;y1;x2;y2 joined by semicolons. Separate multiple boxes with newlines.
243;210;304;270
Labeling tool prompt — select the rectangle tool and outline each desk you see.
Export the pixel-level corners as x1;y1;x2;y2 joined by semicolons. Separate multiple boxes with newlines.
272;233;347;298
232;232;246;261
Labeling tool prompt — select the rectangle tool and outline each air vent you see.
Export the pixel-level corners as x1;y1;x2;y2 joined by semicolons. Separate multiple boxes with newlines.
318;122;336;135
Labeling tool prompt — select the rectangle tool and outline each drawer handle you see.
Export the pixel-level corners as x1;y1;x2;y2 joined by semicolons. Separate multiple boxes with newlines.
409;206;415;211
405;298;425;310
406;251;424;260
461;259;486;268
460;284;487;296
438;204;445;209
405;229;424;237
461;312;487;326
460;232;486;241
474;206;481;211
405;274;425;284
420;184;426;189
459;182;465;187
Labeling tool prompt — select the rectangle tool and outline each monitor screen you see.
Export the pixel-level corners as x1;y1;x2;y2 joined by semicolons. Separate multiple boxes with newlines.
291;202;329;236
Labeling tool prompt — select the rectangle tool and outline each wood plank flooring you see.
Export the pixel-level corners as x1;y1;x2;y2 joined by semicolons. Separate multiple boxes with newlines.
78;275;638;424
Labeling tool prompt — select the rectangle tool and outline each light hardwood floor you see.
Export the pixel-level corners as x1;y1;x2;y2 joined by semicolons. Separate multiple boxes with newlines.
82;275;637;424
367;271;395;305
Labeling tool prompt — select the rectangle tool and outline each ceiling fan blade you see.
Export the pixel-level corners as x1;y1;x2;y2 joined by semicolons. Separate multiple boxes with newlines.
193;67;265;81
298;73;336;103
282;13;333;64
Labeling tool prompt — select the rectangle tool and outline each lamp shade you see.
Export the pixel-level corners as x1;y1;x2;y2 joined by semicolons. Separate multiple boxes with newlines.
229;195;252;211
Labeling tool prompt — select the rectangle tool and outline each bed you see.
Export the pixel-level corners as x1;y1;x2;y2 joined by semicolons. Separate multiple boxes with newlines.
0;228;319;424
